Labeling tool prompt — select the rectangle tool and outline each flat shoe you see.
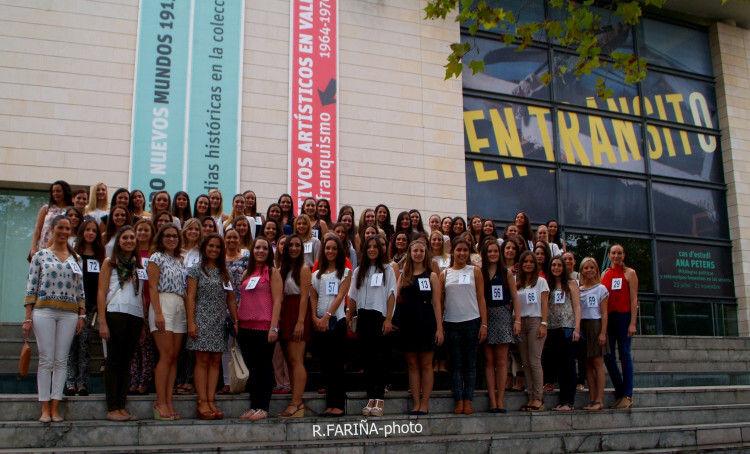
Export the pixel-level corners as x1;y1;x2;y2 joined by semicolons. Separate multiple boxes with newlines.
64;388;76;397
408;410;428;415
39;416;51;423
526;403;544;412
77;388;89;397
51;416;64;422
584;401;603;411
106;414;130;421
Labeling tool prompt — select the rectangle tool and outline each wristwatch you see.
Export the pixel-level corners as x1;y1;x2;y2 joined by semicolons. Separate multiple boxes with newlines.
270;327;279;333
540;321;548;326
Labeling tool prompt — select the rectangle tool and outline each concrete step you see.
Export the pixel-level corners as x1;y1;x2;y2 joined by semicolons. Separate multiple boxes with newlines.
2;422;749;453
1;386;748;422
2;402;749;449
632;335;750;350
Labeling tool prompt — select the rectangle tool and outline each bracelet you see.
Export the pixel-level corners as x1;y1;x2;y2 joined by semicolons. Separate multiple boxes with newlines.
514;321;521;325
270;327;279;333
24;319;32;323
325;311;333;317
78;314;86;319
481;324;488;328
540;321;548;326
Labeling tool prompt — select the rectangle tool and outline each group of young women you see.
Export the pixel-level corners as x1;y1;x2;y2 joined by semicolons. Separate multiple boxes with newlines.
23;180;638;422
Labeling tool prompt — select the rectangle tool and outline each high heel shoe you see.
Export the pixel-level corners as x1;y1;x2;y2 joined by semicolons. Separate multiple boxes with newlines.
362;399;375;416
196;401;216;420
207;400;224;419
152;403;174;421
278;403;305;418
369;399;384;417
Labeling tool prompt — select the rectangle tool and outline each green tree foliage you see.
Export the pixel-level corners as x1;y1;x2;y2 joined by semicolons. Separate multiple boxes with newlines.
424;0;743;98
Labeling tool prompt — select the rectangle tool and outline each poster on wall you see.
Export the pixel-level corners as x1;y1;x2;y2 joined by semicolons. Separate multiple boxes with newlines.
130;0;244;208
657;242;734;298
289;0;339;217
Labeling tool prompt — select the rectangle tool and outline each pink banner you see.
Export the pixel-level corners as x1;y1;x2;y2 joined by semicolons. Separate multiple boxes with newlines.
289;0;338;217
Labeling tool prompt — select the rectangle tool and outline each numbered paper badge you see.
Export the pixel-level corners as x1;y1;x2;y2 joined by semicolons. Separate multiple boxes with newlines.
458;272;471;285
255;216;262;226
311;229;319;239
137;269;148;280
370;272;384;287
241;249;250;257
554;290;565;304
587;295;598;308
611;278;623;290
304;242;313;253
69;261;82;275
418;278;431;291
526;290;537;304
245;276;260;290
223;281;233;291
491;285;503;301
87;259;100;273
141;257;150;268
188;257;200;267
326;280;339;295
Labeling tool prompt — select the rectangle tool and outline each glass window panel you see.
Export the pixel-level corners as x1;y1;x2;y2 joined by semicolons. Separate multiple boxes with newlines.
552;51;638;110
561;172;649;232
464;97;555;163
466;159;557;224
719;304;739;336
640;72;718;129
648;130;723;183
463;38;550;100
549;3;634;54
660;301;715;336
638;300;657;335
652;183;729;239
638;18;713;76
565;233;653;292
0;189;49;322
556;109;645;173
656;242;734;298
462;0;546;34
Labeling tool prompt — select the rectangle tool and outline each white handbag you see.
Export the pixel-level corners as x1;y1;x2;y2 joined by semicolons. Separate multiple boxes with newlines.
228;339;249;393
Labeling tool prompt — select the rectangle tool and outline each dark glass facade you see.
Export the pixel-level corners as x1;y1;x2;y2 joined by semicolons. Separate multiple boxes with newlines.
462;4;736;335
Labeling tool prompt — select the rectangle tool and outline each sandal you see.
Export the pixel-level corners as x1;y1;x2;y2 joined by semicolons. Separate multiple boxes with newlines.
613;396;633;409
584;401;603;411
370;400;384;417
453;401;464;414
248;409;268;421
278;403;305;418
240;409;256;420
552;404;574;411
216;385;231;395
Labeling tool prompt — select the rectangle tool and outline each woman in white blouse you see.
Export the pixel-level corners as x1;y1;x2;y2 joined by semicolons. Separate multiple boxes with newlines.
310;236;351;417
347;236;396;417
439;237;487;416
516;250;550;412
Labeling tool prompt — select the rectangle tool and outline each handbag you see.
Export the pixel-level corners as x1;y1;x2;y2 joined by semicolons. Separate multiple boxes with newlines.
17;337;31;379
228;338;249;393
92;287;123;333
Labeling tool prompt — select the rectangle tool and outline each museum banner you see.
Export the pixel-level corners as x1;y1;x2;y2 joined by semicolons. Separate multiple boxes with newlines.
130;0;244;206
289;0;339;216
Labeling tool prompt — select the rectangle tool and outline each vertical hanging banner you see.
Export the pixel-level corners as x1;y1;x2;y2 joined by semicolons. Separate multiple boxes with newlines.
289;0;339;217
130;0;191;200
130;0;243;208
185;0;245;200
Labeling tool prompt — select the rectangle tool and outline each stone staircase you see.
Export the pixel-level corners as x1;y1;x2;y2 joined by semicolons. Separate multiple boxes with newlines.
0;387;748;452
1;322;749;453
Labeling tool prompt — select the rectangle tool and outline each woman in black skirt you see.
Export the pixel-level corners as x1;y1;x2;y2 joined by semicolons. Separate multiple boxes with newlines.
396;240;444;415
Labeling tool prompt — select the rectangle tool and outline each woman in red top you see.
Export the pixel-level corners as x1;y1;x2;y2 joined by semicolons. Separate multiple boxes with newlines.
237;237;283;421
601;244;639;409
